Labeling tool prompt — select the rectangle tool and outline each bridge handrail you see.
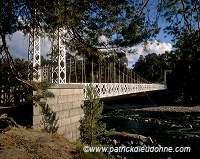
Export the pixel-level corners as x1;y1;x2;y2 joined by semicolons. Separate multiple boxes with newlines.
82;83;166;99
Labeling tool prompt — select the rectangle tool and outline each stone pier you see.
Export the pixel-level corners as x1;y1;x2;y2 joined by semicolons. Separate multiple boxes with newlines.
33;84;84;141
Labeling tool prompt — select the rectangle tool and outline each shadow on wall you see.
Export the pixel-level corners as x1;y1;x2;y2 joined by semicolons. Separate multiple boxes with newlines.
40;103;59;133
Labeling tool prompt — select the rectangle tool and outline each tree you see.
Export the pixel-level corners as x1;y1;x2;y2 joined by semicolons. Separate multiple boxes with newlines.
79;84;106;145
3;0;200;106
133;52;169;83
162;0;200;40
1;0;199;68
167;30;200;105
0;58;30;107
1;0;162;65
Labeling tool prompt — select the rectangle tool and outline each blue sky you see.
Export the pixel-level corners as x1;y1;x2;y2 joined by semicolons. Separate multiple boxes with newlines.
5;1;176;68
7;21;174;68
126;28;174;67
156;19;174;44
124;17;175;68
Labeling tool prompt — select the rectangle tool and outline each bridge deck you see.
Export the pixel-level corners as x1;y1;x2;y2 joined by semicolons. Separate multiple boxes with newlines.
83;83;166;99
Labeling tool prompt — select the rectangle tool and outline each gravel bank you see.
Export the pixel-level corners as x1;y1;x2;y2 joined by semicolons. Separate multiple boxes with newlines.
104;104;200;113
132;106;200;113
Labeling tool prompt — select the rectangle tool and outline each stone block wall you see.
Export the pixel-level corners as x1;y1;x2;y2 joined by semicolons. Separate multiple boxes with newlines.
33;84;84;141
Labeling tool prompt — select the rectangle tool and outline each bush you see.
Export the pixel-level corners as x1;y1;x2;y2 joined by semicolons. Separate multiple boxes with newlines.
79;83;106;145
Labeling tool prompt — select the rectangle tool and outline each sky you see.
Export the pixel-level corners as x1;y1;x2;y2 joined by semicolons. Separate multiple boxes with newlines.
7;23;173;68
4;1;175;68
126;28;174;67
7;31;51;60
126;39;172;67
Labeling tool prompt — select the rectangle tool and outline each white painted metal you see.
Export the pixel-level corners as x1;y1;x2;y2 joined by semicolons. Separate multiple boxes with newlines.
41;65;51;81
51;28;66;84
83;83;166;99
28;28;166;99
28;28;41;81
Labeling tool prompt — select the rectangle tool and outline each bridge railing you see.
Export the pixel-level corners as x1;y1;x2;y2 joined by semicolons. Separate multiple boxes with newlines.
40;65;166;99
83;83;166;99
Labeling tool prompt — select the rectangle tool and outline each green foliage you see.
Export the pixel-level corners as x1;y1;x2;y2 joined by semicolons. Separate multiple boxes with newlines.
31;81;58;133
162;0;200;40
31;81;55;102
1;0;161;58
167;30;200;105
0;58;30;107
133;52;170;83
133;30;200;106
0;58;58;131
2;0;200;63
79;83;106;145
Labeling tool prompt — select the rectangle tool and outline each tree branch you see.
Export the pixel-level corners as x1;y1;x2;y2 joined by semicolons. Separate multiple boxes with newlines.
0;26;33;88
180;0;192;32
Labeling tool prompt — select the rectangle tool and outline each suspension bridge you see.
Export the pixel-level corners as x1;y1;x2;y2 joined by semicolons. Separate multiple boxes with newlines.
28;28;166;99
1;27;166;142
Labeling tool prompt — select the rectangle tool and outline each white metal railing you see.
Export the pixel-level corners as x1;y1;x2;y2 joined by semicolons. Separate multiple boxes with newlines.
83;83;166;99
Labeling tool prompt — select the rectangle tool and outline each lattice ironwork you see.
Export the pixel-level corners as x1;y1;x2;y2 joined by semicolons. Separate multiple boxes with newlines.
41;65;51;82
84;83;166;99
51;28;66;84
28;27;41;81
27;27;166;99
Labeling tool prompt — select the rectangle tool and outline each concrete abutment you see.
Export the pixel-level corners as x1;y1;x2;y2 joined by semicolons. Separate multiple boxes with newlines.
33;84;84;142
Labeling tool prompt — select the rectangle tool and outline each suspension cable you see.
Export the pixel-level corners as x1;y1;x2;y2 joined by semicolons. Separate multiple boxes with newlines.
82;58;83;83
69;56;71;83
74;57;77;83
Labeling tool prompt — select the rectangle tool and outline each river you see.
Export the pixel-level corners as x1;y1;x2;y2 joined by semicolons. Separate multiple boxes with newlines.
101;91;200;158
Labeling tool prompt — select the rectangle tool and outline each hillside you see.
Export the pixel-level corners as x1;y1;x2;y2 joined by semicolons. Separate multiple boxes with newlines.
0;127;76;159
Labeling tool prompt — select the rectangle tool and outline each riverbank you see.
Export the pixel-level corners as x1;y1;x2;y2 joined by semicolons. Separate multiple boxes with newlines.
104;105;200;113
0;127;75;159
103;106;200;158
0;126;109;159
133;105;200;113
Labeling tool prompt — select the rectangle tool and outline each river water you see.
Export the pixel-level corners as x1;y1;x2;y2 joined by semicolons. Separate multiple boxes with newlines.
102;105;200;159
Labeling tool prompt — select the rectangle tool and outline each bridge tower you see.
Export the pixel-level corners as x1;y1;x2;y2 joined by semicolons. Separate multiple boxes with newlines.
28;28;67;84
51;28;67;84
28;27;41;82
